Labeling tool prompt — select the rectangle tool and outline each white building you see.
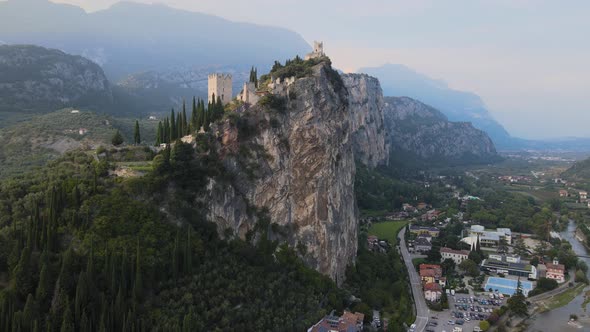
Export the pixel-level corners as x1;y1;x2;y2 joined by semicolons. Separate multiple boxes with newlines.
440;247;470;265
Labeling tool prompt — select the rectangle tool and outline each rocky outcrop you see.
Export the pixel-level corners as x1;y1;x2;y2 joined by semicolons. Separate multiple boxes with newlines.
203;63;393;283
383;96;498;165
0;45;113;112
342;73;389;168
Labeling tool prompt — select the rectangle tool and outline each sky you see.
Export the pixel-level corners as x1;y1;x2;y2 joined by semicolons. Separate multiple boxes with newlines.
50;1;590;138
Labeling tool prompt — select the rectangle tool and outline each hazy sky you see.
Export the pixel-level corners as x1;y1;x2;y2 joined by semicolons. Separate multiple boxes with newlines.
49;1;590;138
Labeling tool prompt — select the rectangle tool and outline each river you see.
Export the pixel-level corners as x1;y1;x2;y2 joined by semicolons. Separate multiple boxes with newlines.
526;220;590;331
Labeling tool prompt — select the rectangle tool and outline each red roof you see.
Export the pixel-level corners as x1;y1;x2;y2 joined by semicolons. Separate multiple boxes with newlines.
546;263;565;271
424;282;442;292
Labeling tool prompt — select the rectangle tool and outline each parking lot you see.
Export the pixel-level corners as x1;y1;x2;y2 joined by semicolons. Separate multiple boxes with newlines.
423;294;505;332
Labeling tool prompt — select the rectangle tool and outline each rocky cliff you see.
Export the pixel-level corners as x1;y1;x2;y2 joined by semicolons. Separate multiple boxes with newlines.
0;45;113;113
204;62;388;282
342;73;389;168
384;96;498;165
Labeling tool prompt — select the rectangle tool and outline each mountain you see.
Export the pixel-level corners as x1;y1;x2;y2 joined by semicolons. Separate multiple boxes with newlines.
0;44;112;118
205;60;389;281
562;157;590;181
359;64;513;146
383;96;499;166
0;0;311;81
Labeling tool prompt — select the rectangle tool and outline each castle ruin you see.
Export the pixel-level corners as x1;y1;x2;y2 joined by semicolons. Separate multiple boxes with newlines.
208;73;232;105
305;41;325;60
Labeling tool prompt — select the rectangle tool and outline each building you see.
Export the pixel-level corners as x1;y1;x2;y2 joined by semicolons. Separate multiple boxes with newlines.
440;247;470;265
537;264;547;279
402;203;416;213
414;237;432;253
308;310;363;332
208;73;233;105
424;282;442;302
78;128;88;135
468;225;512;247
559;189;569;197
305;41;325;60
409;225;440;238
419;264;443;285
421;209;444;222
417;202;429;210
545;259;566;283
580;191;588;200
481;258;537;279
488;253;521;264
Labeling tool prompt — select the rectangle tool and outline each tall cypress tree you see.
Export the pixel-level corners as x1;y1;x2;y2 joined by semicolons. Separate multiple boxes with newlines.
191;97;197;130
133;239;142;302
182;101;188;136
170;109;176;141
133;120;141;145
156;122;163;146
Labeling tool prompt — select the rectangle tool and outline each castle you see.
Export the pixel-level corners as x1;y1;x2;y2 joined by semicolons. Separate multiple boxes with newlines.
305;41;325;60
207;73;232;105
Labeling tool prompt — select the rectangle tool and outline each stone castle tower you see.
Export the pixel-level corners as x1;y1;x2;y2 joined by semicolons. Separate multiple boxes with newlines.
305;41;325;60
208;73;232;105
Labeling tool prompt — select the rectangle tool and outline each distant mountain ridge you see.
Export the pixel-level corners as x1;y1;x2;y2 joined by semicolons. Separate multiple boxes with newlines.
383;96;499;166
359;64;512;147
0;44;113;115
0;0;311;80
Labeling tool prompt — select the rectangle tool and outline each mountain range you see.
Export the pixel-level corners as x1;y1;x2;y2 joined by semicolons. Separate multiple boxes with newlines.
0;0;310;80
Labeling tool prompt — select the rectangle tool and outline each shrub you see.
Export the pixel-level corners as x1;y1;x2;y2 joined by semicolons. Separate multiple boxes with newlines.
259;94;287;113
480;320;490;331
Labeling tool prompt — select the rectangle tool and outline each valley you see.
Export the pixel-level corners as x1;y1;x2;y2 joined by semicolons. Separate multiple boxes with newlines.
0;1;588;331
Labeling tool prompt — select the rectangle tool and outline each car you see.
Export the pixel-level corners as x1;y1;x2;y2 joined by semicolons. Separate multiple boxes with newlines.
432;316;438;319
410;324;416;329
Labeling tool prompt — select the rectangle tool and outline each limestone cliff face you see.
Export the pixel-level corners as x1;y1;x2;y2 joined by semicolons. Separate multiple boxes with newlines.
383;96;498;164
0;45;113;112
342;73;389;168
204;63;388;282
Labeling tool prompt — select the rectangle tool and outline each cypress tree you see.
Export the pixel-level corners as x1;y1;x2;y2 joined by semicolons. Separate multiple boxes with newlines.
36;260;50;307
74;272;88;323
182;101;188;136
170;109;176;141
14;245;33;298
185;227;192;274
176;113;182;139
133;120;141;145
60;299;74;332
133;239;142;302
22;294;37;331
191;97;197;130
156;122;163;146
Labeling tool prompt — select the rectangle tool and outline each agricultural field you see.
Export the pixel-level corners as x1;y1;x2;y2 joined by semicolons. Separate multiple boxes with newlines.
368;221;407;245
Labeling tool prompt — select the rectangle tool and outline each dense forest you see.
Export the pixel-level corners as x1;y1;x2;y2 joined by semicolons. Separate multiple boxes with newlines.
0;136;350;331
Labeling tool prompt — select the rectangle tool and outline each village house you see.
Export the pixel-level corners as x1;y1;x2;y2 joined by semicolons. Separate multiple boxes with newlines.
580;191;588;200
559;189;569;197
416;202;429;210
414;237;432;253
424;282;442;302
308;310;364;332
421;209;444;222
545;258;566;283
410;225;440;238
419;264;444;286
440;247;470;265
402;203;417;213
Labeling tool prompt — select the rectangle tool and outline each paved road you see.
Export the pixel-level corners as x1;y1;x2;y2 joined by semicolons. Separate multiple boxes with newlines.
528;269;575;302
399;227;430;332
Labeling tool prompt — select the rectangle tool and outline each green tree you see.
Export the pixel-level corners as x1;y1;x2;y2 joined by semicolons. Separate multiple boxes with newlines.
479;320;490;331
134;120;141;145
111;130;124;146
507;280;528;316
459;259;480;277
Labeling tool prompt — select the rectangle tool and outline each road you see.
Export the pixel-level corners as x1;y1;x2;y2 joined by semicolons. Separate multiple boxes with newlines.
399;227;430;332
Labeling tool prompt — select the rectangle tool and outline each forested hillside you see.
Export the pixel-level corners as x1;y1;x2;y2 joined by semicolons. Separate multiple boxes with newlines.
0;141;348;331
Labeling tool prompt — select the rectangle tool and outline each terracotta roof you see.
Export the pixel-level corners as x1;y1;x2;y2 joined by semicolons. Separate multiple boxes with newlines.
424;282;442;292
546;263;565;271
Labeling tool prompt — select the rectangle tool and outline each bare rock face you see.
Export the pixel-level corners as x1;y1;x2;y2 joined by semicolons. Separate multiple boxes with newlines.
342;73;389;168
204;63;388;282
383;96;498;164
0;45;113;112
